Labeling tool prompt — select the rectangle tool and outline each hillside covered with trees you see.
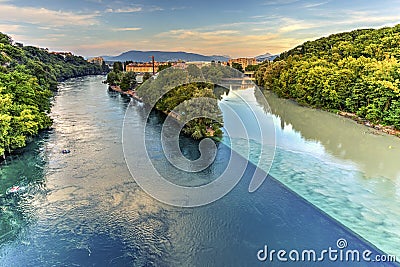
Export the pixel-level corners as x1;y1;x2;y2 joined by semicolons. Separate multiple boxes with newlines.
256;24;400;130
0;32;105;158
136;64;234;139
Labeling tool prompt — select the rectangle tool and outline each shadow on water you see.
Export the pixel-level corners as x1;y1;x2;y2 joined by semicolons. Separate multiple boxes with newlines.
0;132;49;244
252;88;400;259
144;108;226;187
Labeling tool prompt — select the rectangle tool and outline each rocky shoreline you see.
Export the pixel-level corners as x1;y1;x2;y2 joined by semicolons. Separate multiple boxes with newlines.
338;111;400;138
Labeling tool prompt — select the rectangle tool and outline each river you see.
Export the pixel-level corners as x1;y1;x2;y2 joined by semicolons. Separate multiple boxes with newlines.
0;75;399;266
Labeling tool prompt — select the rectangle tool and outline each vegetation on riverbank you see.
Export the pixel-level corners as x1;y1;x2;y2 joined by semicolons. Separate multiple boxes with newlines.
135;66;225;139
0;32;105;157
105;62;137;91
256;24;400;130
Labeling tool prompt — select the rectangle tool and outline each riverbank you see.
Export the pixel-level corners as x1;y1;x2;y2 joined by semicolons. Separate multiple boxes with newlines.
261;89;400;139
2;76;400;264
0;74;109;163
108;85;143;102
1;31;106;159
109;85;218;138
338;111;400;137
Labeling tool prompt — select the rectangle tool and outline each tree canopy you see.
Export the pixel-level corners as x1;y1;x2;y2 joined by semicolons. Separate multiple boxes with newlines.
256;24;400;129
136;66;225;139
0;32;104;157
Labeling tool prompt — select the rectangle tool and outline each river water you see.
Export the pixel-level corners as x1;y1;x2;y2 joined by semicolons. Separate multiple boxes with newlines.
0;75;399;266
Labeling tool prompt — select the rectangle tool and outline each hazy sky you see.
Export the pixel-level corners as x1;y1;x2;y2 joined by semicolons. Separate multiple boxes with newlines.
0;0;399;57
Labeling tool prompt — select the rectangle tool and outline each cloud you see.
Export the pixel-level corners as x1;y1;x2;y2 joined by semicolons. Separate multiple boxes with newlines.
278;18;317;33
154;28;299;56
339;11;400;25
170;6;188;11
112;27;142;31
303;2;329;8
68;40;136;56
0;24;23;33
46;33;66;38
263;0;300;6
105;7;142;13
148;6;164;12
158;29;240;40
105;5;164;13
0;3;99;27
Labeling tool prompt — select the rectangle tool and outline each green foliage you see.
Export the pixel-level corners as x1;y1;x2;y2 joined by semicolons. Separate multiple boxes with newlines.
186;64;202;79
158;62;172;72
113;62;123;72
256;24;400;129
0;71;52;155
245;64;260;71
0;32;103;156
106;70;137;90
231;62;243;72
142;72;152;82
120;71;137;91
0;33;12;45
136;67;224;139
106;71;121;86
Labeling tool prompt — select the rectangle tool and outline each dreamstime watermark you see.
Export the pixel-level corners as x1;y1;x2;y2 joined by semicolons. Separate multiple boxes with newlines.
122;64;276;207
257;238;397;263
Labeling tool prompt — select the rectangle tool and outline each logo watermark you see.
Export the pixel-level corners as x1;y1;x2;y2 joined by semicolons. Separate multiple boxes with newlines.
122;64;276;207
257;238;397;263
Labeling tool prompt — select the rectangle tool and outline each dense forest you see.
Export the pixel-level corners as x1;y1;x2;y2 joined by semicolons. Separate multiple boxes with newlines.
0;32;105;157
256;24;400;129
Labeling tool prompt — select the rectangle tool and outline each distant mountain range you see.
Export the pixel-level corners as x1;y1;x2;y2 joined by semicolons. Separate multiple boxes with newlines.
102;50;279;63
255;52;279;62
103;51;230;62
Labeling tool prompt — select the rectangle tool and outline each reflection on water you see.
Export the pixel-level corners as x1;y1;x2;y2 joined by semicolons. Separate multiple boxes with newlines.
260;90;400;180
221;87;400;257
0;76;399;266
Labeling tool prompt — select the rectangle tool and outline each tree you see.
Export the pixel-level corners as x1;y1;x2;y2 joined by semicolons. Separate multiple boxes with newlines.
106;71;120;86
245;64;260;71
0;31;103;156
101;61;110;73
113;61;123;72
124;61;133;71
255;24;400;129
158;62;172;72
231;62;244;72
120;71;136;91
143;72;152;82
0;32;12;44
187;64;202;79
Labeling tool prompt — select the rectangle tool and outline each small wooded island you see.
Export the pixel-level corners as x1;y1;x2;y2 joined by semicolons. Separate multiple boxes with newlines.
2;23;400;159
105;62;230;140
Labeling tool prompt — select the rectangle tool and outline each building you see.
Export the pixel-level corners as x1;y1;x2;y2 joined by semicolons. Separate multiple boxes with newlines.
228;57;257;70
185;61;212;68
125;62;169;73
50;51;73;59
244;71;256;80
87;57;104;66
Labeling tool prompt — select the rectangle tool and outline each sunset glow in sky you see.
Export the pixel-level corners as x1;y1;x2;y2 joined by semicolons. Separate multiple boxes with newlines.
0;0;399;57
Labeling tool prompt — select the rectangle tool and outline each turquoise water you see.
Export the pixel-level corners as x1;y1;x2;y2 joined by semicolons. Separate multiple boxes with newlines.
0;76;398;266
220;88;400;258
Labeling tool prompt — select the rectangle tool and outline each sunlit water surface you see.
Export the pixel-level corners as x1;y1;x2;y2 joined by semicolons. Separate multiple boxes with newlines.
0;76;399;266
